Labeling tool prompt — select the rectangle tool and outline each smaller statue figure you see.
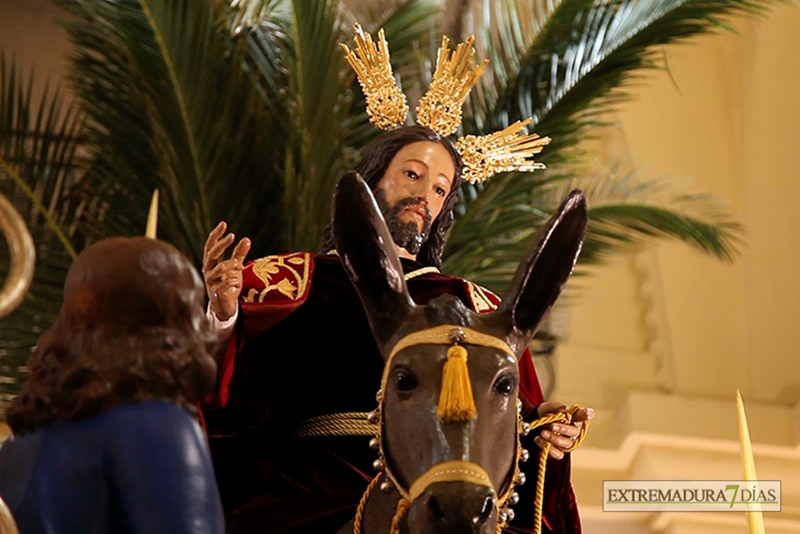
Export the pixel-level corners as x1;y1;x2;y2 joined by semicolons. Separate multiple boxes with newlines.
0;237;225;534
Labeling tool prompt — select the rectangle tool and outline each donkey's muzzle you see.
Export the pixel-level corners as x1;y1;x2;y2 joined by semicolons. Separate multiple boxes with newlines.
410;481;496;533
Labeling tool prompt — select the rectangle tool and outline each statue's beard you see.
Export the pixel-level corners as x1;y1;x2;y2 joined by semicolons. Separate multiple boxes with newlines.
374;190;433;255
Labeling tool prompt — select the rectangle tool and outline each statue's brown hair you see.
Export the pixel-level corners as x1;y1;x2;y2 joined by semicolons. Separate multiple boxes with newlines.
321;125;463;268
6;237;217;434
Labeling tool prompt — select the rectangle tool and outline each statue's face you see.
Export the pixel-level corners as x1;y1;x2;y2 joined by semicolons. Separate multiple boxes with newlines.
373;141;456;254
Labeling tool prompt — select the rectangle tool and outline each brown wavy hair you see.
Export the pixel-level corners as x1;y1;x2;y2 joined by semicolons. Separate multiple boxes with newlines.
6;237;217;434
321;125;463;268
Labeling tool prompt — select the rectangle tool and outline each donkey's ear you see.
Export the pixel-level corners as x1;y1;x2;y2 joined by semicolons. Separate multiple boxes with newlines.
498;189;587;339
333;172;415;350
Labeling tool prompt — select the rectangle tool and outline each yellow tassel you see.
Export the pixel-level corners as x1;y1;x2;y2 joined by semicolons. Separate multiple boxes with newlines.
437;345;477;423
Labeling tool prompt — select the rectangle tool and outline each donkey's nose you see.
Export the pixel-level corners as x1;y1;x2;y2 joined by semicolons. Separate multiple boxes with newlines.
422;482;496;533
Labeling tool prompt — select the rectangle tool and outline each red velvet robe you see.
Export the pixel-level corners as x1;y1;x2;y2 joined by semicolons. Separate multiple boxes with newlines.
202;253;580;533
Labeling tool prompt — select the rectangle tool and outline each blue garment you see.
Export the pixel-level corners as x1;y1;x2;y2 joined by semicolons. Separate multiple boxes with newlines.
0;400;224;534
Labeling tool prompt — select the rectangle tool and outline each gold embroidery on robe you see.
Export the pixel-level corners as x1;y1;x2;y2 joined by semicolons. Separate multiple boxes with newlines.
243;253;311;302
404;266;440;280
463;280;498;313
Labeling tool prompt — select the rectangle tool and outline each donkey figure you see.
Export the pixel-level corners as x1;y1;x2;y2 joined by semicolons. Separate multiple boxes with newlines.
332;172;587;534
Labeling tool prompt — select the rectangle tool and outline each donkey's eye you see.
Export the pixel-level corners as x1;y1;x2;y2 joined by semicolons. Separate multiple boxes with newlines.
395;369;419;391
493;374;517;396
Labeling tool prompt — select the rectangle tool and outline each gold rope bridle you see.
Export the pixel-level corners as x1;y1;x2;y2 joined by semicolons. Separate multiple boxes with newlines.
350;324;525;534
296;324;589;534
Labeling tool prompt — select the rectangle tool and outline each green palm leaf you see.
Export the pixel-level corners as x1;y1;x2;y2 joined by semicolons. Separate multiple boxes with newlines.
230;0;440;252
578;170;743;264
445;163;744;291
472;0;781;153
279;0;351;251
57;0;285;262
446;0;778;290
0;54;86;409
1;0;784;409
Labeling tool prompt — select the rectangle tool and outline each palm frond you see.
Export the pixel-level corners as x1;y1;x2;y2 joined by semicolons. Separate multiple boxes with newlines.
57;0;285;262
444;171;557;290
1;0;782;408
0;54;86;410
278;0;351;251
576;169;744;264
444;162;743;292
276;0;441;251
447;0;776;289
462;0;558;128
226;0;286;34
479;0;782;156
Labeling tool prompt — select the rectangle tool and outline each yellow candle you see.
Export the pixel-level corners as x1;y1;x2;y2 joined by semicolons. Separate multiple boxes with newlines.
737;390;765;534
145;189;159;239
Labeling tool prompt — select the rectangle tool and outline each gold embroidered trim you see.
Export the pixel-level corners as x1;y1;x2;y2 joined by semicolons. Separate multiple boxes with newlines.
463;280;498;313
243;253;311;302
404;266;440;280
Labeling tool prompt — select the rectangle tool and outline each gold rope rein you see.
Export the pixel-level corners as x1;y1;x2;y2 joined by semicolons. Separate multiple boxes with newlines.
528;405;589;534
353;474;383;534
390;498;410;534
293;412;374;439
352;473;410;534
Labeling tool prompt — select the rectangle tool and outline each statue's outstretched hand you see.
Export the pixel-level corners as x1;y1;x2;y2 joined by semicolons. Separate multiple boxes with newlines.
203;221;251;322
534;401;594;460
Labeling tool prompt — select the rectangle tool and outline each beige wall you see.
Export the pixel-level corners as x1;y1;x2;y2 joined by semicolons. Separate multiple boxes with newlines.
0;0;71;95
557;4;800;532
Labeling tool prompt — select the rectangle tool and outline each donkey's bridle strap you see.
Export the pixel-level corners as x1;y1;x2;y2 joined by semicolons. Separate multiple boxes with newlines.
388;325;515;361
408;461;494;503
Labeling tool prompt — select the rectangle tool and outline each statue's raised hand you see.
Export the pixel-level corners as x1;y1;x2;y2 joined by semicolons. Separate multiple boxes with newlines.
203;221;251;322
